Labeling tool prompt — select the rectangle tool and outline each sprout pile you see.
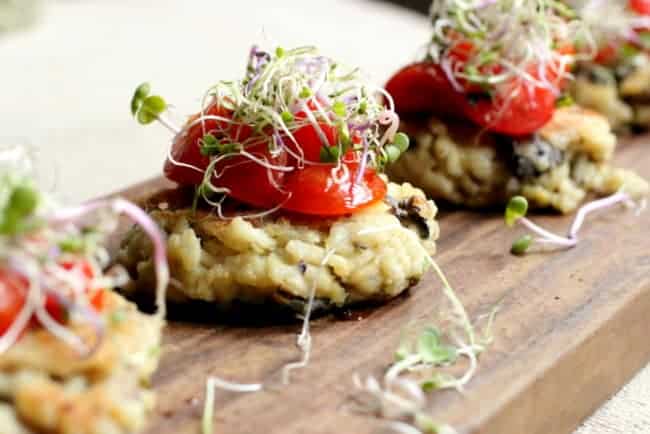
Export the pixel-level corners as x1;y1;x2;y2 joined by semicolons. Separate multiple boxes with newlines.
505;192;643;255
347;226;496;434
568;0;650;51
0;145;168;355
132;45;410;215
427;0;591;96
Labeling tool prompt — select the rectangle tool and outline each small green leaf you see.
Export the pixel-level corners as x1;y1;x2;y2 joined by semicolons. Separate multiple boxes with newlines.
131;82;151;116
319;145;341;163
393;132;410;153
200;133;221;156
332;100;346;117
281;110;294;123
338;122;351;147
8;186;38;218
511;235;533;256
275;46;285;58
505;196;528;227
385;145;401;164
555;94;574;108
358;100;368;115
143;95;167;115
417;327;458;364
59;236;85;253
299;87;312;99
137;109;158;125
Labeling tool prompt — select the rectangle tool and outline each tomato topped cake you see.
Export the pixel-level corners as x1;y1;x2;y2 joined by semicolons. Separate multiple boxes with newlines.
385;0;648;213
569;0;650;130
0;148;169;434
119;45;439;311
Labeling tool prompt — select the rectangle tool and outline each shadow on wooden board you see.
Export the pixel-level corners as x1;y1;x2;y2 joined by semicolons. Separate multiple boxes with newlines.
377;0;430;14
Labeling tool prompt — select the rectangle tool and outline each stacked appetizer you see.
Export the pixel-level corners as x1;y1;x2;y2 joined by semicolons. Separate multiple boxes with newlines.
0;150;168;434
120;46;439;311
570;0;650;130
385;0;648;213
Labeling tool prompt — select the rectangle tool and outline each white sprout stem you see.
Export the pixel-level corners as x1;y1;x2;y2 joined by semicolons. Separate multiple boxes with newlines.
385;354;422;386
281;248;337;385
517;191;639;251
202;377;262;434
569;192;632;239
156;112;182;135
517;217;576;247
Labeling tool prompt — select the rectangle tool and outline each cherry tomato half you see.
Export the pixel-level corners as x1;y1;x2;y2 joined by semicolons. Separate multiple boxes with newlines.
631;0;650;15
282;163;386;216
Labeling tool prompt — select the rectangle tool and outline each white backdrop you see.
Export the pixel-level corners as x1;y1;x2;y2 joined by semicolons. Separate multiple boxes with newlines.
0;1;648;432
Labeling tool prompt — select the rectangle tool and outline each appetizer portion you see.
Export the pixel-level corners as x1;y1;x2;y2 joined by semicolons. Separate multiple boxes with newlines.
121;45;439;310
570;0;650;130
0;151;168;434
385;0;648;213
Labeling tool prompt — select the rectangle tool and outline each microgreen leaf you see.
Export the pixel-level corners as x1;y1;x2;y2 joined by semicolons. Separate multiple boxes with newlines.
299;87;312;99
511;235;533;256
275;46;285;58
332;100;346;117
319;146;341;163
555;94;574;108
385;145;401;164
417;327;458;364
59;236;85;253
393;132;410;153
131;82;151;116
131;84;167;125
0;184;40;236
281;110;294;123
338;122;351;147
505;196;528;227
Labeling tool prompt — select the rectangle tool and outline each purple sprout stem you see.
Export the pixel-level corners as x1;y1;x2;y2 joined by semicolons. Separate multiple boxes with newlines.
354;136;370;186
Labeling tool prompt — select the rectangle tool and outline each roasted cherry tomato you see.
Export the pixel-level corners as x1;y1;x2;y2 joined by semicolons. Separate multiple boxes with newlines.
0;260;105;337
164;104;253;185
165;102;387;216
0;268;28;335
631;0;650;15
282;163;386;216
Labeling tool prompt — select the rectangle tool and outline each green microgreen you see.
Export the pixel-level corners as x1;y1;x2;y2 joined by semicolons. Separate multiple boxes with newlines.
416;327;458;365
0;181;40;236
510;235;533;256
555;94;574;108
332;100;346;117
199;133;241;157
130;82;168;125
504;196;528;227
319;146;341;163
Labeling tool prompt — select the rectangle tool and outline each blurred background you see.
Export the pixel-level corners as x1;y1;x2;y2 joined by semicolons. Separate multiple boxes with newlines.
0;0;429;203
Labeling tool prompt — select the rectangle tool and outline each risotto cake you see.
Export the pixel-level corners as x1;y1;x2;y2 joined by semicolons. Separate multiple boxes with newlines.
384;0;648;213
123;45;440;310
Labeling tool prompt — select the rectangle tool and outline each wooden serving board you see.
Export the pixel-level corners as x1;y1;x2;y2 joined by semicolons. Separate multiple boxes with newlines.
111;136;650;434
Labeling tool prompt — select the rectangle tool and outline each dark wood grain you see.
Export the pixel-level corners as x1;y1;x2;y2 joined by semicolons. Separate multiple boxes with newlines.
111;136;650;434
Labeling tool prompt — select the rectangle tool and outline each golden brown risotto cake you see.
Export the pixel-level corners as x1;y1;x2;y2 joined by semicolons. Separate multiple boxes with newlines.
0;292;162;434
118;181;439;311
572;54;650;131
386;106;648;213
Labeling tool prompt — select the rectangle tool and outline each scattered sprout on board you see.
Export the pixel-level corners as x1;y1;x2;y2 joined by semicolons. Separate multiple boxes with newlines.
348;226;497;434
130;44;410;216
504;193;643;255
0;145;169;355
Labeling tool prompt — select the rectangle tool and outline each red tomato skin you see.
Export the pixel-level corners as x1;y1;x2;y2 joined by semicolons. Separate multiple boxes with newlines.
0;269;28;336
288;119;338;163
164;104;253;186
281;164;387;216
386;61;557;136
631;0;650;15
209;142;288;209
